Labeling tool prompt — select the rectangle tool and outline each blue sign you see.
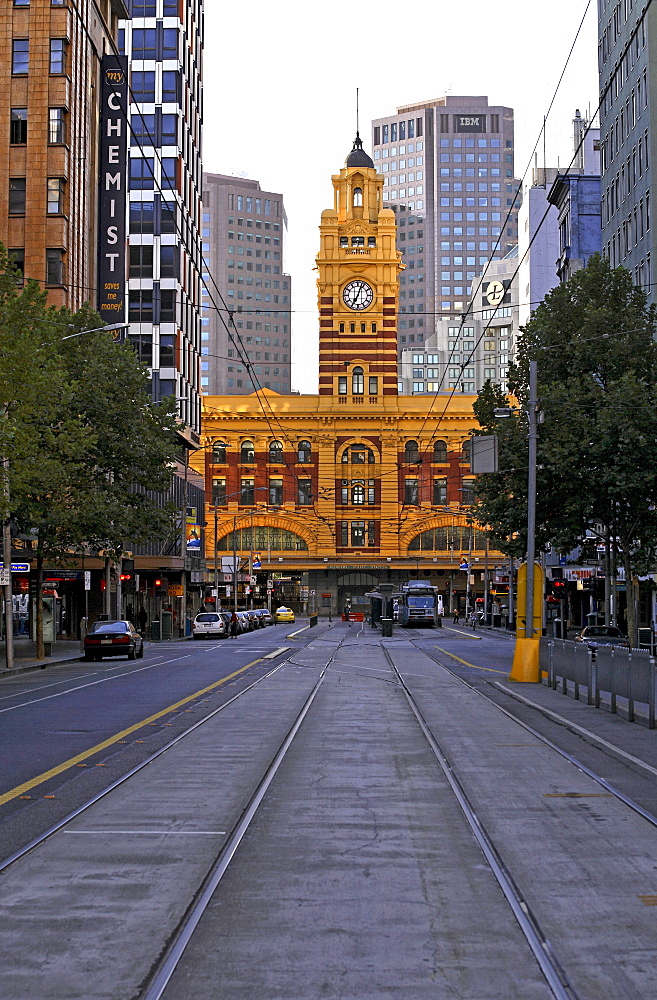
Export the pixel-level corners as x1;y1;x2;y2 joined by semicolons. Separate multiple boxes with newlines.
459;560;469;571
0;562;30;572
252;553;261;569
559;556;567;566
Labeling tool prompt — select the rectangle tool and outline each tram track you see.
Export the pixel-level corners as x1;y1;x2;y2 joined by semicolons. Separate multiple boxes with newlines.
0;652;291;875
136;628;353;1000
382;644;580;1000
412;639;657;832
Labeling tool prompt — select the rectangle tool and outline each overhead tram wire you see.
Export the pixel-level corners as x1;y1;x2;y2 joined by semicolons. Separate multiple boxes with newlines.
407;0;595;452
66;0;332;533
414;0;654;460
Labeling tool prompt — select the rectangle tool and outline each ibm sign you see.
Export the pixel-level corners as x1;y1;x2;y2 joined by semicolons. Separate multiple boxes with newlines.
454;115;486;133
97;55;128;325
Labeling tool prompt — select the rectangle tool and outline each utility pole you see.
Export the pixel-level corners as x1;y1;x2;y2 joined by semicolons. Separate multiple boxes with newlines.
2;452;13;670
213;502;219;608
525;359;539;638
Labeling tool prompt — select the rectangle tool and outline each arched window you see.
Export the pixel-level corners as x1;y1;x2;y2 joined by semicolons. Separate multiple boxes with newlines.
268;440;283;463
298;440;311;463
212;440;226;463
404;440;420;464
352;366;364;395
433;440;447;463
342;443;375;464
352;482;365;505
353;187;363;207
461;440;471;464
240;440;255;463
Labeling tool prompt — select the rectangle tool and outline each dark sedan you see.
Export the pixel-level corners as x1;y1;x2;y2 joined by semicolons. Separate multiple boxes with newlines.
574;625;630;649
83;620;144;661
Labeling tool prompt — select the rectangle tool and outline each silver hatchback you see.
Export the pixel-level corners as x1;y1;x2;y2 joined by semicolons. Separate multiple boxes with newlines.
192;612;228;639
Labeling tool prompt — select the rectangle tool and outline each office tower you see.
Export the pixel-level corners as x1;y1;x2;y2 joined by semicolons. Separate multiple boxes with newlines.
120;0;203;442
1;0;128;310
598;3;654;296
201;173;292;395
371;96;519;355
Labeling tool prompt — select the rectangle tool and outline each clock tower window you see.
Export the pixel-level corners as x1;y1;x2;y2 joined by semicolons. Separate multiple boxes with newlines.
353;187;363;207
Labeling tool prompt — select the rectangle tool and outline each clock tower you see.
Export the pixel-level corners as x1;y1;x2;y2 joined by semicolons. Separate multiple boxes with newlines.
317;135;403;397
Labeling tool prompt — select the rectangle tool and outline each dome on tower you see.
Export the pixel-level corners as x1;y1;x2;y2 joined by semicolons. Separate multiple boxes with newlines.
345;133;374;169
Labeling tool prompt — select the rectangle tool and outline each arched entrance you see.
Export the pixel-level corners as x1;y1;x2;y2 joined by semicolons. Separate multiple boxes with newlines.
337;572;379;615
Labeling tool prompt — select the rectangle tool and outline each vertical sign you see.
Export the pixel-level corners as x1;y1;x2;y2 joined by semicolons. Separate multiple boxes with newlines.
98;55;128;326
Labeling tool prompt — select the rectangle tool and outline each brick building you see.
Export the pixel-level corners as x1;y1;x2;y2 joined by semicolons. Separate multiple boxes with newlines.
0;0;128;309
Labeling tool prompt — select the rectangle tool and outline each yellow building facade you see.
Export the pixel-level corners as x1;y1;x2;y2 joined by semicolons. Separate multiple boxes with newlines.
194;137;503;614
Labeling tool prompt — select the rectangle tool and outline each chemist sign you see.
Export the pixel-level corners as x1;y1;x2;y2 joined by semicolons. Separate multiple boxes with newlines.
97;54;128;325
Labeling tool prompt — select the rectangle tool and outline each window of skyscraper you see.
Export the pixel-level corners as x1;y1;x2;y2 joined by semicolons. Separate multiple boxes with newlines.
132;71;155;101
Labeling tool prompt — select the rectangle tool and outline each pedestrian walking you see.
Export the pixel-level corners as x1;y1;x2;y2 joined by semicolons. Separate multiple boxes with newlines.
230;610;239;638
453;608;459;624
137;607;148;634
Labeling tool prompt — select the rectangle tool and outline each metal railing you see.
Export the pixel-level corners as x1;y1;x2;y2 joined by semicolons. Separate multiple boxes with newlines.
541;638;656;728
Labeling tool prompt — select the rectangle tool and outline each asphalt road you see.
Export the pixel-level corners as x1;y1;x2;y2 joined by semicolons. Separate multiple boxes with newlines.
0;621;312;862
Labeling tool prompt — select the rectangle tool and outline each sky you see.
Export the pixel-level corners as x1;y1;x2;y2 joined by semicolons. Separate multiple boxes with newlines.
203;0;599;393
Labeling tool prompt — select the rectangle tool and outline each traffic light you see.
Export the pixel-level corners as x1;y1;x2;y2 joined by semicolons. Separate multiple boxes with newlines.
154;578;166;596
551;579;568;597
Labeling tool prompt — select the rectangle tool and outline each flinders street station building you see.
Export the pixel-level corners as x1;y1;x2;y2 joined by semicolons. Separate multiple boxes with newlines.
193;138;504;616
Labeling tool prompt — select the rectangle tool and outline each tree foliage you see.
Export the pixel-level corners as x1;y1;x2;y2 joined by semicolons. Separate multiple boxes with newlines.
0;246;180;652
471;254;657;641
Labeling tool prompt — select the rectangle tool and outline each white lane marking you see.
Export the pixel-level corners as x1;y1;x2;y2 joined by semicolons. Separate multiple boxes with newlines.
65;829;226;835
433;626;483;640
495;682;657;779
0;652;193;702
0;670;101;700
0;655;192;715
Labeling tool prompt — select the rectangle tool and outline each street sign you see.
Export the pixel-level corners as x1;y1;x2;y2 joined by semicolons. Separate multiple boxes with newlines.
0;569;10;587
459;560;469;571
0;562;30;573
84;571;91;591
252;552;261;569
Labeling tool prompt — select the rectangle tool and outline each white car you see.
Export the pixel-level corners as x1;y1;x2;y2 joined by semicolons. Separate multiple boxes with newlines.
192;612;229;639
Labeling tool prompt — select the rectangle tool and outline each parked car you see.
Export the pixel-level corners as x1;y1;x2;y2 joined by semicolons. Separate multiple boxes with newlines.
84;620;144;661
574;625;630;649
236;611;252;633
274;606;295;624
253;608;273;626
192;612;229;639
244;609;262;630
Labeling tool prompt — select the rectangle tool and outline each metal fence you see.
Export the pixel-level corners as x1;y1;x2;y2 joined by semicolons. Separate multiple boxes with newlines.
541;638;656;728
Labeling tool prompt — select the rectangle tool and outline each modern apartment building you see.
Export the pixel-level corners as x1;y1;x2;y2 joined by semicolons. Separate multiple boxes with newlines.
1;0;128;309
517;166;560;327
399;255;519;397
371;96;520;354
548;112;601;284
120;0;204;442
598;1;655;297
201;173;292;395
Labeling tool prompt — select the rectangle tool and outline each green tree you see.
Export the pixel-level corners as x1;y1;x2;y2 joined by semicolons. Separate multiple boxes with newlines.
471;255;657;644
1;247;180;657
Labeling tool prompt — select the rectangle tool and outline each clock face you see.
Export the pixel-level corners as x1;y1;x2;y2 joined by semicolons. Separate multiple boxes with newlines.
342;279;374;311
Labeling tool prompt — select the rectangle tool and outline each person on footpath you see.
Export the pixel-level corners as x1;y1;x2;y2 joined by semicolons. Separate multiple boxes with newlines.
453;607;459;624
230;610;239;638
138;607;148;634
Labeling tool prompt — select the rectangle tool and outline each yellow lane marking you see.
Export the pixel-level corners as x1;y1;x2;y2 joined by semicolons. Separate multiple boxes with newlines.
433;646;508;674
441;626;483;640
0;659;263;807
638;895;657;906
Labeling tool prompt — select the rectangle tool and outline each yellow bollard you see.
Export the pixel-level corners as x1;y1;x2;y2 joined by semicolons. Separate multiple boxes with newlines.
509;637;540;682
